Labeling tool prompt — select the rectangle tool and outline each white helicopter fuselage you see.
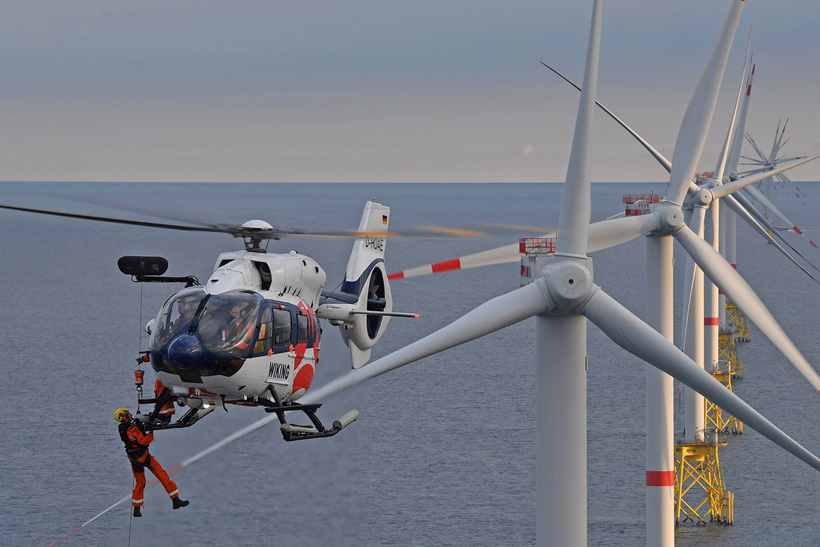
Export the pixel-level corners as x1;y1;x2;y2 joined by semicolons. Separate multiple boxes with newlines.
147;199;394;416
151;249;327;409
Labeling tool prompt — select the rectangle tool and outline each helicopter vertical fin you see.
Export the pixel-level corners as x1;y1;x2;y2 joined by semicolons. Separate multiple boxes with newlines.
345;200;390;280
339;200;393;369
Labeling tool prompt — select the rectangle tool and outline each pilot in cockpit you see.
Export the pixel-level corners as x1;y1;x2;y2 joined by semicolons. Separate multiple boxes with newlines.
223;305;244;341
222;304;255;351
175;299;197;325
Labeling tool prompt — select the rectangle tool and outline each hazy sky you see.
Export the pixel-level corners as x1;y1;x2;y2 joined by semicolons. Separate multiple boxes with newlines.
0;1;817;182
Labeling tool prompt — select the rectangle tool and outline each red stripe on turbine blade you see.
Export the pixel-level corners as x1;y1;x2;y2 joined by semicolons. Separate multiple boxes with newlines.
811;241;818;248
793;226;803;235
746;85;752;96
387;272;404;280
168;464;183;475
431;258;462;274
731;264;737;269
646;471;675;487
704;318;719;326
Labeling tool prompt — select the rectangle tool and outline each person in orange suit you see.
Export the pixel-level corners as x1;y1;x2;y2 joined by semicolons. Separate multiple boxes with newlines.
154;379;176;424
114;408;189;517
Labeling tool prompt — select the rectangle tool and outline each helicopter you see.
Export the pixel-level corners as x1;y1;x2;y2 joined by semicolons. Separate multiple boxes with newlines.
3;198;416;441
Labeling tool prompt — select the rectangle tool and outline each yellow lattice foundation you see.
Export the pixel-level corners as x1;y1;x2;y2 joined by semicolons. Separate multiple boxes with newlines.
719;331;743;380
726;301;750;342
674;441;734;525
704;367;743;435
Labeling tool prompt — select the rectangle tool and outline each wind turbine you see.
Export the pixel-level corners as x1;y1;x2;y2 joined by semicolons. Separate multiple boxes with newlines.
296;1;820;545
740;119;820;249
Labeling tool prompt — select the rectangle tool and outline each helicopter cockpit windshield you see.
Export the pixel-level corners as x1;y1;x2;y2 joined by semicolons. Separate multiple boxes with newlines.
195;291;263;358
150;287;207;346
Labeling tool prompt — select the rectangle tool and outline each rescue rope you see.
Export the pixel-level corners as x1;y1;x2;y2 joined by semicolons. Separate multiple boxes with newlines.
138;283;144;354
136;283;144;414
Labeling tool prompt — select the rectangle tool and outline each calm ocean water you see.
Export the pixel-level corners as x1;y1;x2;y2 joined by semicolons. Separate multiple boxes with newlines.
1;182;819;546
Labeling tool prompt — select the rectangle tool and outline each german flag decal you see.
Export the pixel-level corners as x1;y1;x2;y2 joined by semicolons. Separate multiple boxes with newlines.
382;215;388;225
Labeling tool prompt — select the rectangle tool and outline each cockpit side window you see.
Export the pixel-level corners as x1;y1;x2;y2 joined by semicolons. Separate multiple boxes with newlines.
253;307;273;355
149;287;206;350
273;309;291;349
297;315;308;344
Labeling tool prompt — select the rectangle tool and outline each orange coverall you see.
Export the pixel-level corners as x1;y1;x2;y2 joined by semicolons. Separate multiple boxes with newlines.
121;420;180;507
154;379;175;421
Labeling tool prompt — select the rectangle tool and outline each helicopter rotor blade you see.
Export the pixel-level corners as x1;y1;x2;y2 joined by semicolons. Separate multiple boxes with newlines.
0;203;496;242
0;203;230;234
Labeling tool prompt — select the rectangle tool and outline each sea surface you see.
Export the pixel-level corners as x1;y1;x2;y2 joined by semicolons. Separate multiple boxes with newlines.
1;181;819;546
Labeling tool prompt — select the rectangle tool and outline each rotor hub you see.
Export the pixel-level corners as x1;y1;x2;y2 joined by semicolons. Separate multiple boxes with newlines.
539;257;594;313
693;187;713;206
653;203;685;234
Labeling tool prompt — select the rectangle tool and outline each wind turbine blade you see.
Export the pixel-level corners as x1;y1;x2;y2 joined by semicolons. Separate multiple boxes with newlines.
310;282;549;398
773;156;805;164
388;212;666;280
679;207;707;351
586;213;663;253
540;61;672;174
387;243;521;280
674;224;820;392
715;28;752;180
666;0;744;206
388;210;668;280
745;133;769;162
738;166;770;176
728;63;755;173
742;185;819;248
776;173;810;205
710;156;820;200
557;0;602;256
732;191;820;272
768;119;783;160
581;288;820;471
722;195;820;283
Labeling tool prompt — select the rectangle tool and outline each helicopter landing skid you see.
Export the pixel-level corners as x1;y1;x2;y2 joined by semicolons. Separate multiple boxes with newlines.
257;395;360;442
137;396;213;431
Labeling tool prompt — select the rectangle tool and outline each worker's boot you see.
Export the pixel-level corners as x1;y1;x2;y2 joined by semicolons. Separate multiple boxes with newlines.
133;506;142;518
172;497;189;510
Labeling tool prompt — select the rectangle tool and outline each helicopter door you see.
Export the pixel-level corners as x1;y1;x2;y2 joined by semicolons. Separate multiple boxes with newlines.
294;310;317;364
273;308;292;351
252;307;273;355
